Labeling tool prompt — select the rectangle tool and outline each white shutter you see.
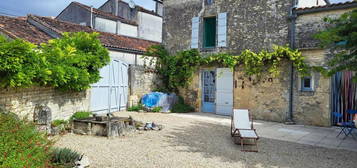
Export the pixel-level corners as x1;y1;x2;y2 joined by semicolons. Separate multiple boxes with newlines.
217;12;227;47
191;17;199;49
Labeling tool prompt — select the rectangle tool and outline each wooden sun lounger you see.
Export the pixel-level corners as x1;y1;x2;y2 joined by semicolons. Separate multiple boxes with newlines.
231;109;259;152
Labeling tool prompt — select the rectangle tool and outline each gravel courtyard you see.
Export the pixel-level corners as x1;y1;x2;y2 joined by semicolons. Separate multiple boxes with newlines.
56;112;357;168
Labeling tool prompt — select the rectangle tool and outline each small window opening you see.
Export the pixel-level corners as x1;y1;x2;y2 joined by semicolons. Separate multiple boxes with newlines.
301;76;313;91
203;17;216;48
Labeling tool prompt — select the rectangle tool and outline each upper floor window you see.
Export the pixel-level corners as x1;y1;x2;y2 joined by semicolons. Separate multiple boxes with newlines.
191;12;227;49
206;0;214;5
203;17;216;48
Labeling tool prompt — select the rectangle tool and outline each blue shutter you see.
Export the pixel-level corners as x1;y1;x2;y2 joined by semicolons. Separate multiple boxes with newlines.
191;17;199;49
217;12;227;47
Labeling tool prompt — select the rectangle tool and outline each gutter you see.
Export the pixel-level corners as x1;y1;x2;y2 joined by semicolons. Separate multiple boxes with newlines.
286;0;297;124
105;46;145;55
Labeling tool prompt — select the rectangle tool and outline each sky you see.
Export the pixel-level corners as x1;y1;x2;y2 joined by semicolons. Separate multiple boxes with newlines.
0;0;352;17
0;0;155;17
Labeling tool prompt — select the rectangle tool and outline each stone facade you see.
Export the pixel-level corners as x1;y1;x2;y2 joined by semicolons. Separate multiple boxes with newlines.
295;9;354;50
163;0;292;54
128;65;162;106
164;0;293;122
293;7;356;126
0;87;90;121
163;0;357;126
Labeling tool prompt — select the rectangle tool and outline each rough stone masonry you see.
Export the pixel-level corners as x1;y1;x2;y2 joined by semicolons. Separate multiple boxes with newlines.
163;0;357;126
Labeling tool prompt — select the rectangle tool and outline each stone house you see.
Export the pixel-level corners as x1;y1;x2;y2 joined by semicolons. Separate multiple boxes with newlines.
163;0;357;126
57;1;163;43
0;15;160;121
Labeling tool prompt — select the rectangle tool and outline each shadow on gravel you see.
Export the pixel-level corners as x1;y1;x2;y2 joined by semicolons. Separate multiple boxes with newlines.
165;121;356;168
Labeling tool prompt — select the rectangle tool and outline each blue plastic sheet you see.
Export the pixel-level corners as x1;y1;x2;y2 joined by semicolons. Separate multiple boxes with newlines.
142;92;163;108
141;92;178;112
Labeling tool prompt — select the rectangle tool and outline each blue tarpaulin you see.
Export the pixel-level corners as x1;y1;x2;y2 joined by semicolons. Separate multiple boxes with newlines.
142;92;163;108
141;92;178;112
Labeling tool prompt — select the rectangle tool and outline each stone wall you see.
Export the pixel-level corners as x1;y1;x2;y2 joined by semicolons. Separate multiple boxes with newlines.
295;8;355;49
233;64;291;122
0;87;90;121
163;0;355;126
181;64;291;122
163;0;292;54
128;65;162;106
293;8;356;126
164;0;293;122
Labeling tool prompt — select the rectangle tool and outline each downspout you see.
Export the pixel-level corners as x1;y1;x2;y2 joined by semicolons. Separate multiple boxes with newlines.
115;0;119;16
287;0;298;124
90;6;93;28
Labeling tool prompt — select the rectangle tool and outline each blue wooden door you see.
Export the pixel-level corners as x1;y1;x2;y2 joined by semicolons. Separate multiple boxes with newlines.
202;70;216;113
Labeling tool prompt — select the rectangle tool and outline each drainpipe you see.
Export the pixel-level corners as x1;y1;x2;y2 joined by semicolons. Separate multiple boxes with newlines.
286;0;298;124
90;6;93;28
115;0;118;16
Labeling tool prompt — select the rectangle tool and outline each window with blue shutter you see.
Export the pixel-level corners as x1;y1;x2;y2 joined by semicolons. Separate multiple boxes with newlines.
191;17;199;49
203;17;216;48
217;12;227;47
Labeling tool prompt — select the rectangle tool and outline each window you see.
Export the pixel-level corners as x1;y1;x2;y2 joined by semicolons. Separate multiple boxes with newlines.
203;17;216;48
206;0;214;5
301;76;313;91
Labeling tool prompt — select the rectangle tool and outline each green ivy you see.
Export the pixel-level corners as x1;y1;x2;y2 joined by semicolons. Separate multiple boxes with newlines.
0;32;110;91
145;45;309;92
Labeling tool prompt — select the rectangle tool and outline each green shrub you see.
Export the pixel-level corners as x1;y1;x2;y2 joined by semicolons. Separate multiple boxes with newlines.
0;35;42;88
171;96;195;113
128;104;143;111
51;120;68;127
152;106;162;113
70;111;92;120
0;32;110;91
51;147;81;167
0;113;53;168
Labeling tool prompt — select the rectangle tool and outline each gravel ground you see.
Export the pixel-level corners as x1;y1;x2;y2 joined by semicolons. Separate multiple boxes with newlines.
55;112;357;168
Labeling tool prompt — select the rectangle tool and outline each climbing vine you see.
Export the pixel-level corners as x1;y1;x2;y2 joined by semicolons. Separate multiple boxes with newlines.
0;32;110;91
145;45;309;92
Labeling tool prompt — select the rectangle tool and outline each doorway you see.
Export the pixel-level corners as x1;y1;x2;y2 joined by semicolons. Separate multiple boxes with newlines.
202;70;216;113
201;68;233;115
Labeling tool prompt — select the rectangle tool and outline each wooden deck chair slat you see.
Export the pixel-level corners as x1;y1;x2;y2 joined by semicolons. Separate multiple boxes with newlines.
231;109;259;152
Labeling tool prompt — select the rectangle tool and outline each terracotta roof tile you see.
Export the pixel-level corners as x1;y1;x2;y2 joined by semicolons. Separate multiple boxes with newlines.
29;15;159;53
0;16;51;44
296;1;357;11
0;15;158;53
71;1;137;26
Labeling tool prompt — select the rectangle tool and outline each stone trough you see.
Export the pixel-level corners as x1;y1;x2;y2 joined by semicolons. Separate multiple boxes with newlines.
72;116;136;137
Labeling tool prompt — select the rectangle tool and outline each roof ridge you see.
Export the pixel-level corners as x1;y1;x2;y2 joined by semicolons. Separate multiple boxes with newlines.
70;1;138;25
28;14;63;34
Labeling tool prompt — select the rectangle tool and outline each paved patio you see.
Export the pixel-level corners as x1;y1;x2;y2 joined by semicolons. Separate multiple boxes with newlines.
170;112;357;152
